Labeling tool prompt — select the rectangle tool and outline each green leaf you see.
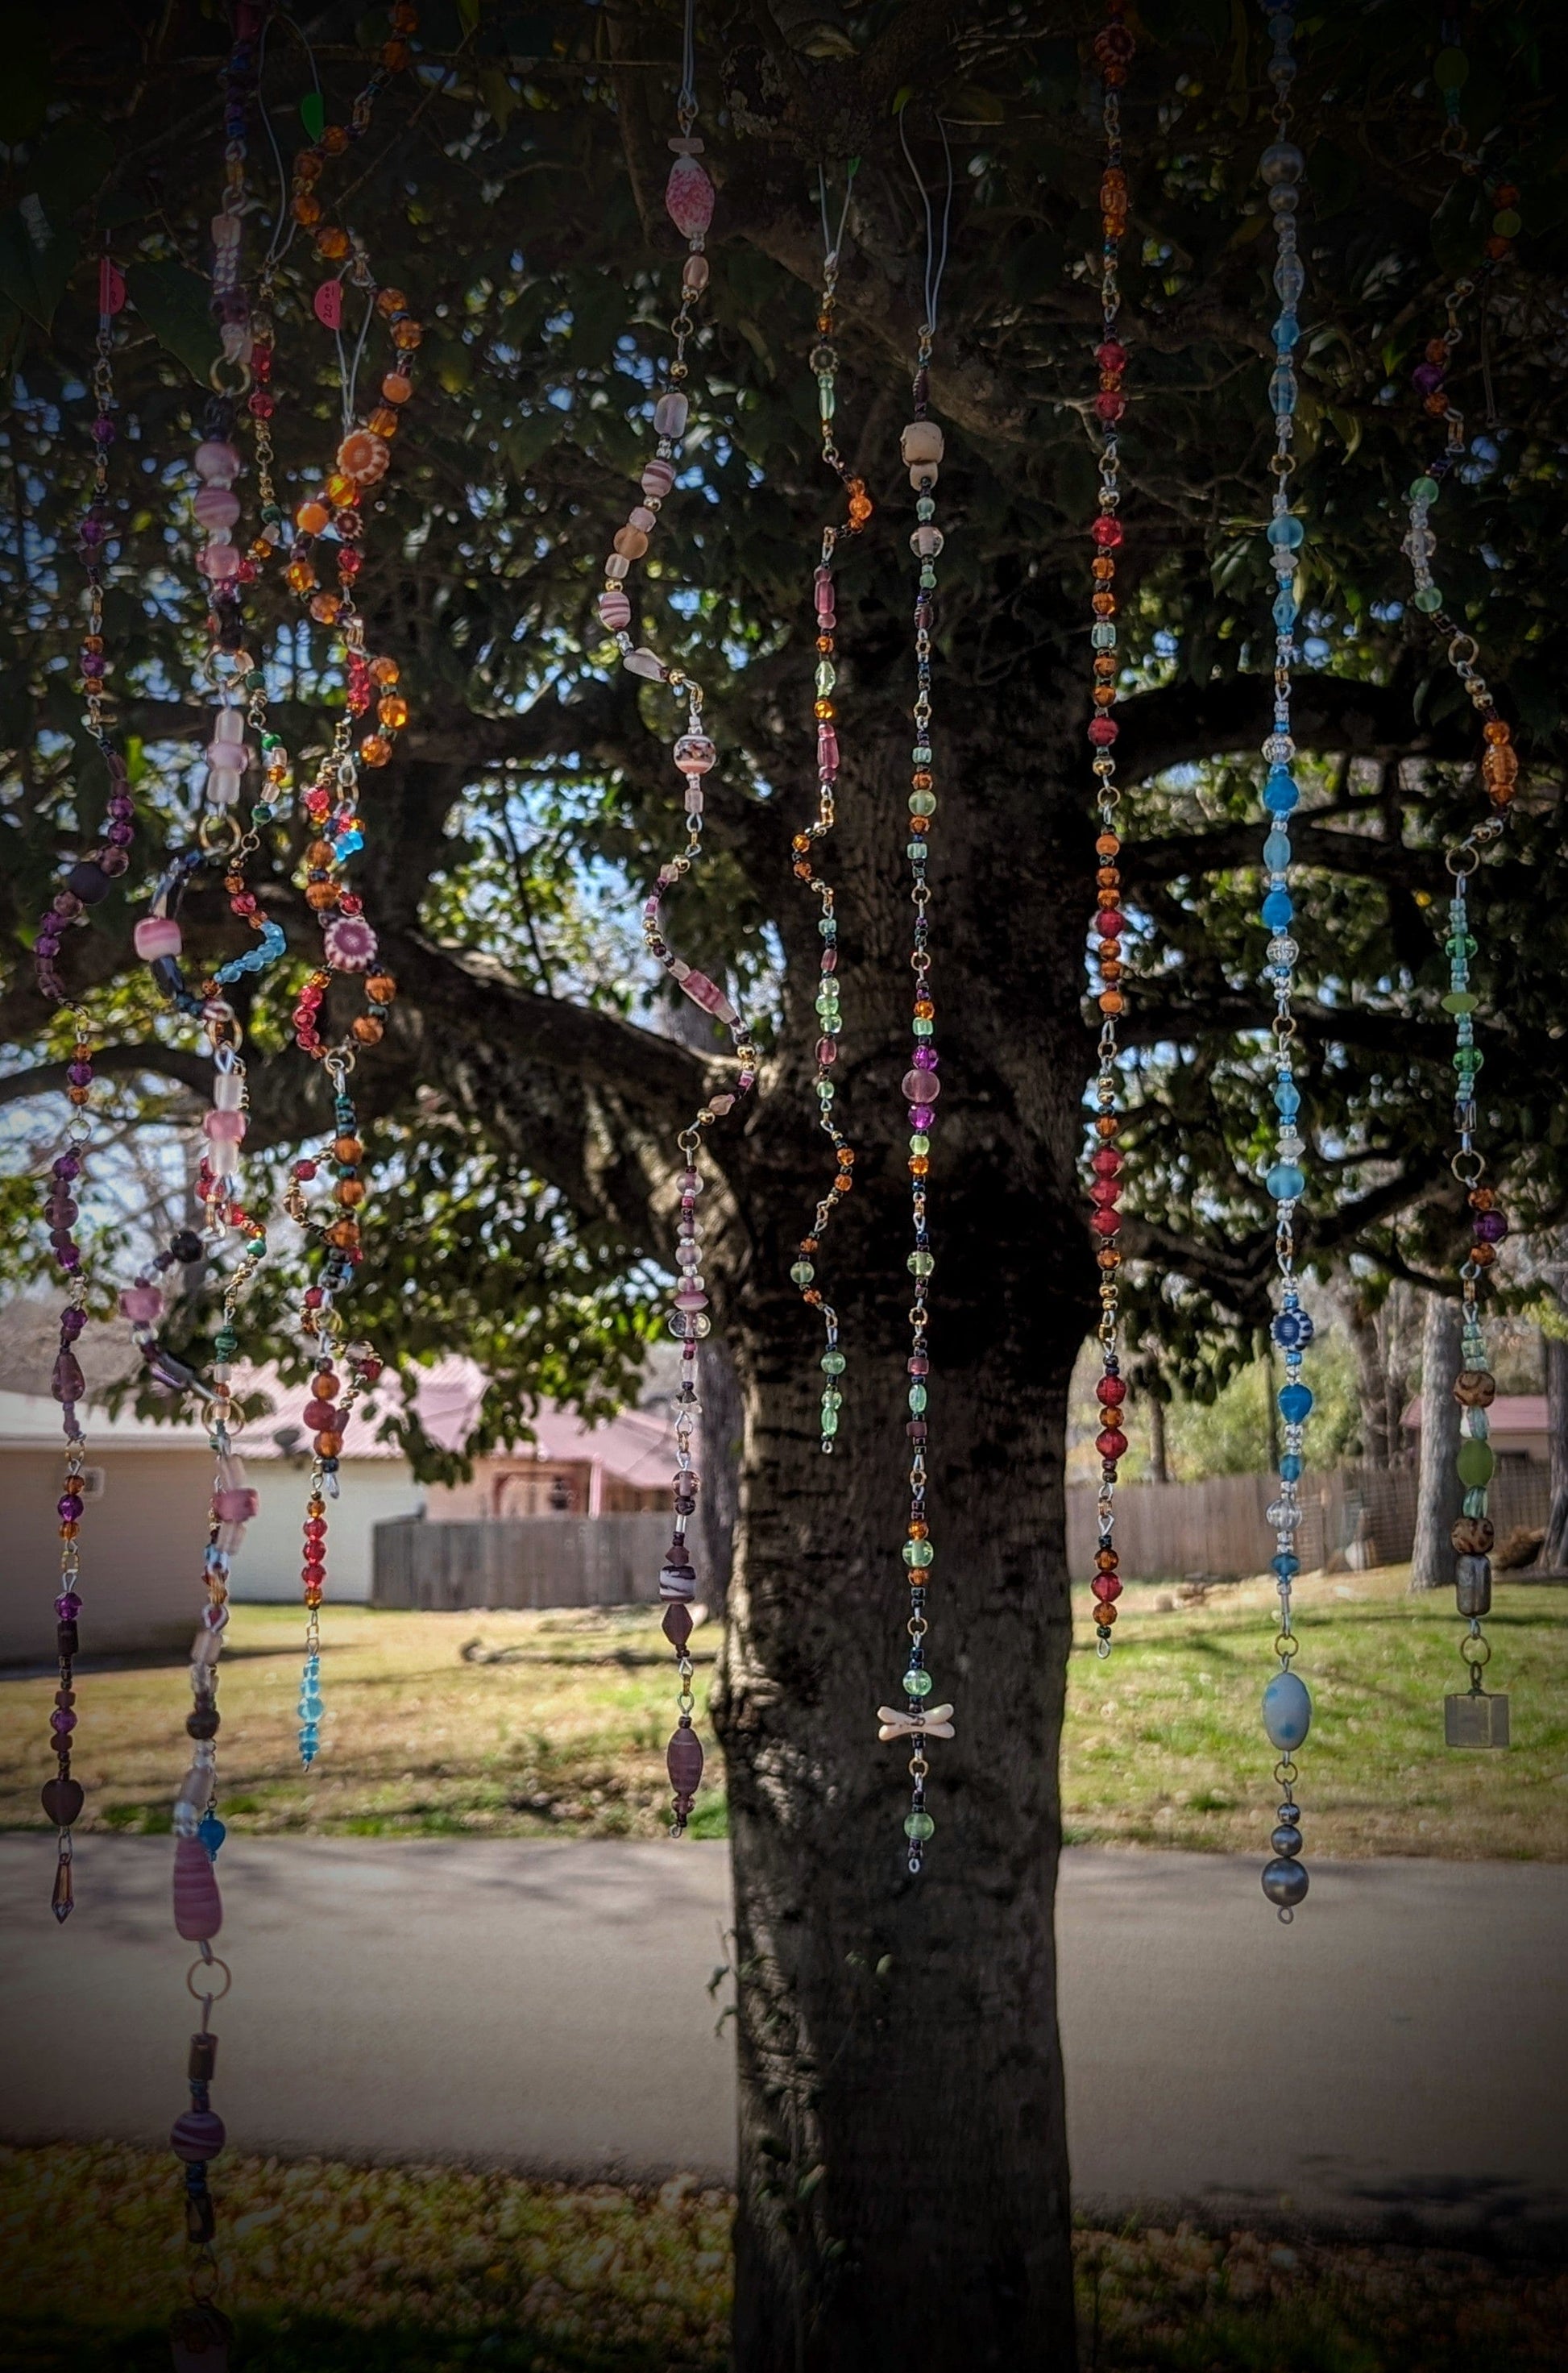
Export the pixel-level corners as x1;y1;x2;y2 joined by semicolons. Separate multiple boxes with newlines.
130;259;217;384
458;0;481;29
301;91;326;141
478;64;520;130
0;205;77;330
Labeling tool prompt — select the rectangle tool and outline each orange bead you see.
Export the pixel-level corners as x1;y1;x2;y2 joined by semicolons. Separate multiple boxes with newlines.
321;125;349;154
296;500;330;536
365;975;396;1005
287;560;317;594
814;698;835;721
314;1430;344;1458
1097;833;1121;857
351;1014;384;1045
332;1136;363;1165
1098;989;1124;1015
378;693;409;728
368;407;400;439
337;1178;366;1206
337;429;391;486
370;656;400;684
305;880;340;911
326;1218;361;1249
359;733;392;768
326;473;359;508
295;154;323;185
1483;719;1512;745
381;37;410;68
1097;1601;1118;1625
309;593;342;624
306;840;334;867
316;226;350;261
910;1155;929;1176
380;372;413;404
391;318;423;350
292;193;322;226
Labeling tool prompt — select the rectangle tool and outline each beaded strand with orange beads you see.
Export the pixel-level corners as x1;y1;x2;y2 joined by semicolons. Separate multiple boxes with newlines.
789;180;871;1457
1082;0;1136;1657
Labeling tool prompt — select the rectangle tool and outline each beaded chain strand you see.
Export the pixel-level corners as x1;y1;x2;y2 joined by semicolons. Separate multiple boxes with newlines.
1083;0;1136;1657
1252;0;1317;1923
30;259;135;1917
789;185;870;1455
874;337;956;1876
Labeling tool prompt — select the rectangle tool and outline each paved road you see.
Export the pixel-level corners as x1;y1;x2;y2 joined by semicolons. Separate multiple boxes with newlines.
1;1839;1563;2237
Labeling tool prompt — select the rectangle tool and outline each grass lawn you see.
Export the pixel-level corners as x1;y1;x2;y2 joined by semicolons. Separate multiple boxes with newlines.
2;1569;1565;1858
2;2143;1564;2372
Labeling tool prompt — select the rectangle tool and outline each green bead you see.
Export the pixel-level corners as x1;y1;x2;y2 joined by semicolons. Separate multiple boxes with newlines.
902;1538;934;1567
906;841;927;861
902;1667;933;1699
821;1388;842;1410
1433;44;1469;88
252;803;274;822
912;1016;934;1037
821;1350;845;1375
815;662;836;695
1441;993;1477;1016
903;1810;935;1842
1457;1438;1495;1488
790;1261;815;1286
908;1384;927;1413
1415;586;1443;613
1446;933;1478;960
909;1133;930;1155
820;1408;839;1436
1492;210;1521;239
907;1250;934;1278
1408;475;1440;506
912;745;932;765
909;788;936;816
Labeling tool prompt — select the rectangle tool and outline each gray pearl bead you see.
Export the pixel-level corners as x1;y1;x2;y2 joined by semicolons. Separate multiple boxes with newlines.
1260;141;1306;187
1271;1823;1304;1858
1269;187;1300;214
1262;1856;1310;1909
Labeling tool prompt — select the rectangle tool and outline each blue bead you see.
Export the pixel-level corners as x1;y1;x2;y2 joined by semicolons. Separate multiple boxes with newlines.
1268;367;1296;417
1274;313;1300;350
1267;1162;1305;1201
1279;1382;1313;1424
1273;590;1299;630
1272;1080;1300;1114
197;1814;226;1860
1263;1669;1312;1751
1279;1453;1303;1482
1263;773;1299;815
1267;514;1305;549
1273;1310;1304;1347
1262;887;1294;930
1263;829;1292;869
1271;1552;1300;1579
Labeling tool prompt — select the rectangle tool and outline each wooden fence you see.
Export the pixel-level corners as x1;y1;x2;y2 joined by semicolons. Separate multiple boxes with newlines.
372;1512;670;1612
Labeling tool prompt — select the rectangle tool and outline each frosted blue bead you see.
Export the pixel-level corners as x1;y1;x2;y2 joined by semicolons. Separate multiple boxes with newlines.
1274;312;1300;350
338;830;365;855
1263;1669;1312;1751
1271;1553;1299;1579
1268;367;1296;416
1262;888;1294;930
1263;773;1299;815
1272;589;1299;630
1267;1161;1305;1201
1263;830;1292;869
1279;1453;1303;1482
1267;514;1305;548
1279;1381;1313;1424
1274;259;1305;305
1272;1080;1300;1114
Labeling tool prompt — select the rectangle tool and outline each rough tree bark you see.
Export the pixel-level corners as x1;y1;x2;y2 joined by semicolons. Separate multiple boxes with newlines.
1409;1294;1462;1591
1545;1326;1568;1574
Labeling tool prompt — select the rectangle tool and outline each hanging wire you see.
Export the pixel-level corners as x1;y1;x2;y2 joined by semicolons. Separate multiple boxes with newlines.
816;156;859;268
897;105;955;331
677;0;698;129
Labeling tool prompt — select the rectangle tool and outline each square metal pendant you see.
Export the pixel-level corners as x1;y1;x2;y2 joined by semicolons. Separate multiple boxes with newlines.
1446;1691;1511;1749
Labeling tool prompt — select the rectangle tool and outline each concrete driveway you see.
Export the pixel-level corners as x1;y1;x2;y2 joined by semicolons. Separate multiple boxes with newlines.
0;1838;1562;2238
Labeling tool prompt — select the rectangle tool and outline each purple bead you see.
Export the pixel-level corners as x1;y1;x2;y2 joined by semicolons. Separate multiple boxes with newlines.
106;819;133;845
60;1249;81;1275
54;1155;81;1181
53;892;83;919
1474;1209;1507;1243
79;515;109;547
80;654;107;679
1412;362;1445;394
60;1308;85;1337
55;1593;82;1621
91;416;114;444
101;848;129;877
52;1350;85;1404
911;1105;934;1129
58;1495;84;1521
50;1708;77;1734
913;1047;938;1069
67;1062;93;1088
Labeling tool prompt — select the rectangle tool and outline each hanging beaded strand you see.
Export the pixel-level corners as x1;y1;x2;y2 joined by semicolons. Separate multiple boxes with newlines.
790;171;870;1455
31;258;135;1918
1083;0;1136;1657
1253;0;1316;1923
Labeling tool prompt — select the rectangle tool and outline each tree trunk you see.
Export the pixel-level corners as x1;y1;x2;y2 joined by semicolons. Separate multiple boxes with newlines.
1545;1327;1568;1573
1409;1294;1462;1590
709;681;1088;2367
1342;1285;1396;1466
696;1330;744;1615
1148;1385;1170;1485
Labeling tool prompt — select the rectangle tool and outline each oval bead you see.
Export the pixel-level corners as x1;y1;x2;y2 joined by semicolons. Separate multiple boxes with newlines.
1262;1670;1312;1752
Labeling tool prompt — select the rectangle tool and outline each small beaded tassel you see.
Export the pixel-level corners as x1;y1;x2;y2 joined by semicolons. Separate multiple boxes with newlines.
790;173;869;1455
1253;0;1314;1923
1083;0;1136;1656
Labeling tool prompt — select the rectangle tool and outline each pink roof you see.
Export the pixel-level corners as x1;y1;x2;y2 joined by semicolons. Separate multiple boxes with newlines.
229;1355;674;1482
1401;1394;1547;1433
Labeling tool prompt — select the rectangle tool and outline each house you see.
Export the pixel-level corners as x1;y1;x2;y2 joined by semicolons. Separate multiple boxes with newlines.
0;1337;675;1662
1400;1394;1549;1467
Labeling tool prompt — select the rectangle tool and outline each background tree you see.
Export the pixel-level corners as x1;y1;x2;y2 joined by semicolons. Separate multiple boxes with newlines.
4;3;1568;2364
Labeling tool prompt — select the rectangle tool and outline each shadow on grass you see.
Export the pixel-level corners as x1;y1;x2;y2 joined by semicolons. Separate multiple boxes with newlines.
0;2316;721;2373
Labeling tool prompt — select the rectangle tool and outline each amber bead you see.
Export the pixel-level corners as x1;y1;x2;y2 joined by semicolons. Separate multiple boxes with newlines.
1424;390;1450;416
1094;1546;1118;1573
333;1135;363;1164
296;153;323;184
326;472;359;508
359;734;392;768
1471;1242;1497;1267
1469;1186;1496;1211
910;1155;930;1176
1095;1114;1119;1137
292;193;322;226
391;318;424;349
371;656;400;684
314;1429;344;1458
305;881;339;911
316;226;349;261
1096;832;1121;859
914;998;935;1019
337;1178;366;1206
351;1014;384;1045
381;372;414;405
1097;1601;1118;1626
1483;719;1511;745
1098;990;1124;1015
365;977;396;1006
814;698;835;722
382;37;411;68
287;560;317;594
327;1215;362;1248
1425;338;1448;364
912;770;934;790
309;593;342;624
368;407;400;439
378;693;409;728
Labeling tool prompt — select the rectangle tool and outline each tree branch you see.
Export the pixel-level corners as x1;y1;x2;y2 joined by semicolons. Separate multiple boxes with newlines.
0;1042;213;1112
1113;670;1484;785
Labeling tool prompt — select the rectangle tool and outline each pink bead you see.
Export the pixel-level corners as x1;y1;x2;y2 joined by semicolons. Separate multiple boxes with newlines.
193;440;241;484
134;916;183;960
665;156;716;239
206;737;250;770
674;733;716;774
682;970;739;1024
193;486;240;530
213;1487;259;1523
323;914;379;971
628;505;657;533
641;459;675;500
201;541;240;582
172;1836;223;1942
902;1070;940;1101
817;727;840;777
119;1285;164;1323
598;589;632;631
203;1108;247;1143
675;1288;709;1311
653;391;689;440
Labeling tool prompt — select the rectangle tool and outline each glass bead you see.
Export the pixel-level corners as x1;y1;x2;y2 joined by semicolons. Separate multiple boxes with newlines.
1267;514;1305;549
1091;623;1117;649
907;1250;934;1277
1263;829;1292;869
903;1668;934;1699
1279;1453;1303;1483
1408;475;1440;506
1272;588;1299;631
1278;1382;1313;1423
820;1408;839;1436
1415;586;1443;612
1262;887;1294;930
790;1261;815;1286
821;1350;846;1375
902;1539;934;1568
1263;770;1299;815
1274;313;1300;350
1267;1162;1305;1201
908;1384;927;1412
904;1811;935;1842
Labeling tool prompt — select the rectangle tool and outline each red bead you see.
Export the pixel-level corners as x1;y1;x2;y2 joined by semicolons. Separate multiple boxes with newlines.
1091;1572;1123;1602
1089;1180;1121;1208
1091;1148;1122;1177
1087;717;1119;746
1096;1375;1127;1405
1090;1209;1122;1237
294;1160;317;1180
1097;1426;1129;1461
1091;514;1123;548
1095;908;1126;937
1094;393;1126;422
1095;340;1126;371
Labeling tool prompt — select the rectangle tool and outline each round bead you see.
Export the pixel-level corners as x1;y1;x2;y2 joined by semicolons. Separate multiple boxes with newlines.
1262;1856;1309;1909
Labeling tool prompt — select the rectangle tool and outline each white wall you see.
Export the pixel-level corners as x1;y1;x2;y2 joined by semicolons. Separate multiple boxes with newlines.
231;1458;425;1602
0;1446;215;1662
